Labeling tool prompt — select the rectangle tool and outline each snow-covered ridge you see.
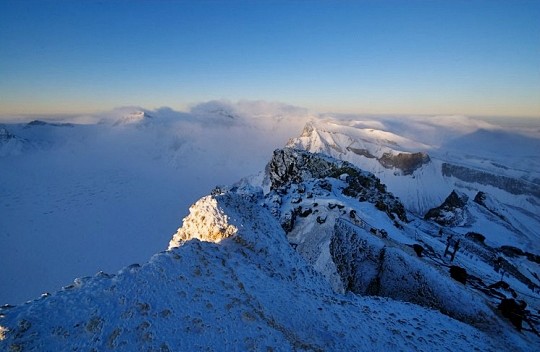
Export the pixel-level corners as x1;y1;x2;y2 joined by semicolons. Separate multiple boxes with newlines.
287;118;540;252
0;191;529;351
260;149;539;336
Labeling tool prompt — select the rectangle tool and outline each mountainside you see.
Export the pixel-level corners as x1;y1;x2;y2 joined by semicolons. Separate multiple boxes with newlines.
287;118;540;254
1;110;539;350
1;186;534;351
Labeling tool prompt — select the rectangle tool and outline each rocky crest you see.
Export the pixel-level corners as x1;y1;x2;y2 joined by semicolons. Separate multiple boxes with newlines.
266;148;407;222
424;190;470;226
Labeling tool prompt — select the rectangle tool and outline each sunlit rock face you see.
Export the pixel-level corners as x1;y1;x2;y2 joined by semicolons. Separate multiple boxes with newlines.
169;195;238;247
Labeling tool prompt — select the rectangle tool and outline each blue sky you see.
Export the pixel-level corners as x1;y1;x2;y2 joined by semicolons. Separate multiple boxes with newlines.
1;0;539;117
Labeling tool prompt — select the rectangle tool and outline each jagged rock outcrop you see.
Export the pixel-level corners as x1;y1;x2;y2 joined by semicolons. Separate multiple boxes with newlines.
266;148;407;222
168;195;238;247
424;190;470;226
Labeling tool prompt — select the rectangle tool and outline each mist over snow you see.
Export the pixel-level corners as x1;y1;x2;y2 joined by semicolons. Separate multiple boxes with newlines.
0;100;312;304
1;101;540;350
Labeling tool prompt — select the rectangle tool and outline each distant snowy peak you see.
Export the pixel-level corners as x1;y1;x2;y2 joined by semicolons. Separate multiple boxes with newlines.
24;120;74;128
289;121;433;176
0;127;30;156
113;111;154;126
0;127;15;141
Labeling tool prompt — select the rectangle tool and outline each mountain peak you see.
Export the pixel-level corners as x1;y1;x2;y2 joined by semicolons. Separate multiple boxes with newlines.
113;111;154;126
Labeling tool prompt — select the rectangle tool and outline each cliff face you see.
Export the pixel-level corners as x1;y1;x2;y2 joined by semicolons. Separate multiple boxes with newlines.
378;152;431;175
442;163;540;198
424;190;470;226
330;219;496;330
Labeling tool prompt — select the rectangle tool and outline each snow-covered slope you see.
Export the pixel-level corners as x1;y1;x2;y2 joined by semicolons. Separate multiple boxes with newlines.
287;117;540;253
0;192;530;351
258;148;539;342
0;101;311;305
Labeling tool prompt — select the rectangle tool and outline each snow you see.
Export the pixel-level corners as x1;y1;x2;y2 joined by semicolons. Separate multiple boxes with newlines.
287;116;540;252
0;192;527;351
0;103;311;305
1;107;539;350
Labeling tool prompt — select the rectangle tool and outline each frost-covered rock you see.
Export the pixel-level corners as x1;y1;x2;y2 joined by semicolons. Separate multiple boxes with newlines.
330;220;498;331
169;195;238;247
2;191;519;351
424;190;470;226
266;148;407;222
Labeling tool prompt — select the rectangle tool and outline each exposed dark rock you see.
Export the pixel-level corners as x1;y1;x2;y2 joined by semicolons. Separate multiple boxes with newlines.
25;120;74;128
298;208;312;218
442;163;540;198
473;191;487;206
412;244;424;257
465;232;486;244
281;209;297;233
449;266;467;284
525;252;540;264
444;191;468;208
346;147;376;159
498;298;526;331
488;281;510;290
424;190;469;226
499;245;524;258
378;152;431;175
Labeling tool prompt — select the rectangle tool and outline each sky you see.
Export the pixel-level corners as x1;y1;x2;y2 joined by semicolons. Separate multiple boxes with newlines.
0;0;539;117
